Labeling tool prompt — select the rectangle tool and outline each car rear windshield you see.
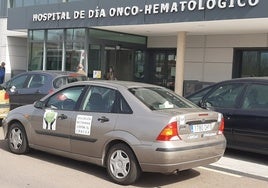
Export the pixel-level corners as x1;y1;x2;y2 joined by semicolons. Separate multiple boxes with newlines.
53;75;87;89
129;87;197;110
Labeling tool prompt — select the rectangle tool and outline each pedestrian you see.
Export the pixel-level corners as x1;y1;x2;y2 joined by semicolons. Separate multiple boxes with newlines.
0;62;6;84
76;63;87;76
106;66;116;80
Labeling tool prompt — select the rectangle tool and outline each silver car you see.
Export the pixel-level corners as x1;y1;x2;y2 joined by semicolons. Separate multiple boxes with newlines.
2;81;226;185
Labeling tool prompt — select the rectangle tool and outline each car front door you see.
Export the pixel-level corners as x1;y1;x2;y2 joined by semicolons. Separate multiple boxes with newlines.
202;83;245;147
30;85;85;152
70;86;118;159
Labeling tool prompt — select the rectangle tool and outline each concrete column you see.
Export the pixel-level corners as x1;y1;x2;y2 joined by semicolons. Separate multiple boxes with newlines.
174;32;186;96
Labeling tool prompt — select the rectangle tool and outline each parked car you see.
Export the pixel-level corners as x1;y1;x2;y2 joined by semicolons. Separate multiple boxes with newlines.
186;77;268;155
0;86;9;122
1;71;87;110
2;80;226;185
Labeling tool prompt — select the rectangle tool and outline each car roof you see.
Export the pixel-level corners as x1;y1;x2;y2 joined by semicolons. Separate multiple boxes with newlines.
68;80;163;90
15;70;85;78
219;77;268;83
185;77;268;98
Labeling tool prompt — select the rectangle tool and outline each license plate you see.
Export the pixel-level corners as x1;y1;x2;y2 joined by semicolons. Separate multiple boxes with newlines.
190;123;214;133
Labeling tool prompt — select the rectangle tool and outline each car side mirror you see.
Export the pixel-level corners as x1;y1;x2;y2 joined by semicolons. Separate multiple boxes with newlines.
198;100;207;109
34;100;45;109
9;85;16;93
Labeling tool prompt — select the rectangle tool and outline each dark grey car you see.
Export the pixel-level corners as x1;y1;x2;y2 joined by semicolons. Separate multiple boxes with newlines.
186;77;268;155
2;71;87;110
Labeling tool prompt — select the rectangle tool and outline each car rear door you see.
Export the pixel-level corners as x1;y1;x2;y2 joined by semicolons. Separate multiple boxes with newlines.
6;73;29;109
230;83;268;154
8;73;50;109
70;85;118;158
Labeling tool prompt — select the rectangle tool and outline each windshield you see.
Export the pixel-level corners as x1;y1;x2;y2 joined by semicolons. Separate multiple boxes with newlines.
129;87;197;110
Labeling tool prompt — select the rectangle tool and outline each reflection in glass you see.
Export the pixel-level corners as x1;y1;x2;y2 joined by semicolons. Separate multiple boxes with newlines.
47;29;64;41
28;42;44;70
65;42;85;71
46;42;63;70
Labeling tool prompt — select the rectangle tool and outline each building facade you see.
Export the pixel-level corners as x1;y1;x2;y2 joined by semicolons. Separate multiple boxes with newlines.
2;0;268;95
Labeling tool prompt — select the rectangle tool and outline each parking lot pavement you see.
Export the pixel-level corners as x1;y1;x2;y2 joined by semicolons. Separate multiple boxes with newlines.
206;150;268;182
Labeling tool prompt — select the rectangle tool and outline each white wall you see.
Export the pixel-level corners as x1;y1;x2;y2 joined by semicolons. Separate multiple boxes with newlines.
147;33;268;83
0;18;27;81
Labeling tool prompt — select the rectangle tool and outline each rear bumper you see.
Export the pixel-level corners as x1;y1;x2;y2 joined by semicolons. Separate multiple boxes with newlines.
134;139;226;174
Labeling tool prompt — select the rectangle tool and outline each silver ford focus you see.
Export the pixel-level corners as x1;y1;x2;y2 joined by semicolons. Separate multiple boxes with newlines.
2;81;226;185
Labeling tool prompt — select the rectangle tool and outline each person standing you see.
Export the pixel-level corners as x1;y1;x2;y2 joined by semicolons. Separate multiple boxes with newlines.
106;66;116;80
76;63;87;76
0;62;6;84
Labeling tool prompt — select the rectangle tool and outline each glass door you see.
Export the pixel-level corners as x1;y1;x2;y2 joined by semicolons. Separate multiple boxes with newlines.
151;51;176;90
104;46;134;81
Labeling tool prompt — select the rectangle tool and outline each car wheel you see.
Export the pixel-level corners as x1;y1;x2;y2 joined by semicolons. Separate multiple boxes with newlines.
106;143;141;185
8;122;29;154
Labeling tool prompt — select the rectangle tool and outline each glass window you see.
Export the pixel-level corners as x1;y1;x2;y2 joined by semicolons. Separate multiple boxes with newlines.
88;45;101;78
187;86;213;105
47;86;84;111
260;52;268;76
241;51;258;77
65;42;85;71
134;51;145;80
89;29;146;45
81;86;116;113
46;42;63;70
7;74;28;89
35;0;49;5
13;0;23;7
53;74;87;89
47;29;64;41
23;0;35;6
30;30;45;41
242;84;268;110
28;42;44;71
28;74;47;88
205;84;244;108
66;28;85;41
129;87;196;110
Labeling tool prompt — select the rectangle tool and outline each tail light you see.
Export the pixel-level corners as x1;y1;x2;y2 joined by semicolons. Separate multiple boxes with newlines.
218;117;224;134
48;89;54;94
157;121;181;141
4;92;9;100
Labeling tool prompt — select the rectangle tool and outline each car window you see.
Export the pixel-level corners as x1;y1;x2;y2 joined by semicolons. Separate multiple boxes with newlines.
53;75;87;89
8;74;28;89
27;74;47;88
241;84;268;110
186;86;213;105
81;86;116;113
46;86;85;110
129;87;196;110
205;83;244;108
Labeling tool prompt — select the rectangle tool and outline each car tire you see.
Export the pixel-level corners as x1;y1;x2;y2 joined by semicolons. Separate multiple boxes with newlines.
106;143;141;185
7;122;29;154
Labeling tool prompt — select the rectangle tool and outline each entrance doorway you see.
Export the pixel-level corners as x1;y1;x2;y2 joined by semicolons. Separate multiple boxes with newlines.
149;50;176;90
105;46;134;81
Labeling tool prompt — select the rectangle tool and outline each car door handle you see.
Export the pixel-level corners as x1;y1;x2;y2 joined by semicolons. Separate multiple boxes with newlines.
35;89;41;94
58;114;67;120
98;116;109;123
